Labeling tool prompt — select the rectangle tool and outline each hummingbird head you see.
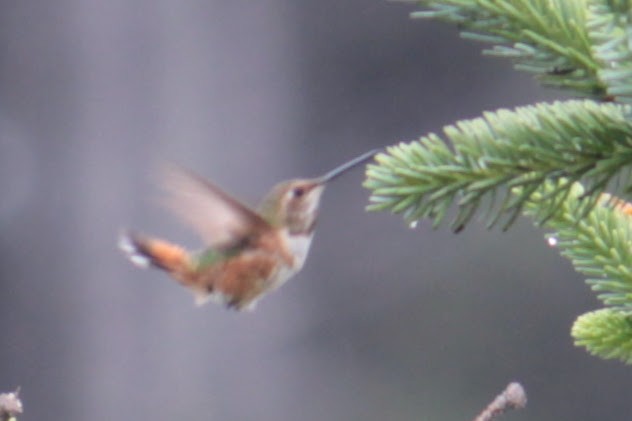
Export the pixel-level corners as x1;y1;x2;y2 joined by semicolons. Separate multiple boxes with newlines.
259;179;326;235
258;149;380;235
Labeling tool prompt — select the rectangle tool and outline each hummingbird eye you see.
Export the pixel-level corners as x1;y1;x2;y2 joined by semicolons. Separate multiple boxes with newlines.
292;187;305;198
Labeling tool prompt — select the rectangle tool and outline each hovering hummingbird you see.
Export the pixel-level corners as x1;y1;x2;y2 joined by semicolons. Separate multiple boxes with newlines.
119;149;378;311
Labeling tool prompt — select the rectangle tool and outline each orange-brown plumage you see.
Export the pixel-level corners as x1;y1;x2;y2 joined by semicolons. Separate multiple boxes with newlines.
121;228;295;310
127;233;190;273
194;247;281;309
119;149;378;311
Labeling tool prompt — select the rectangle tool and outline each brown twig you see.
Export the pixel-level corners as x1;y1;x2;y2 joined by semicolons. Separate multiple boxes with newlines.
473;382;527;421
0;388;22;421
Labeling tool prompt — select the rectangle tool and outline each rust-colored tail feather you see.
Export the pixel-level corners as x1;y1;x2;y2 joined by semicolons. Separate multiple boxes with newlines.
119;231;190;273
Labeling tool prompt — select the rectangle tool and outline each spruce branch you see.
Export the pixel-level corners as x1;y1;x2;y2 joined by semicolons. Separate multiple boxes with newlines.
587;1;632;103
406;0;606;97
572;308;632;364
365;100;632;231
520;181;632;363
523;181;632;311
371;0;632;365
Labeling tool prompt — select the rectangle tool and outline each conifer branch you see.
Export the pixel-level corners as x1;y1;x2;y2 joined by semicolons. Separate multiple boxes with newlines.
572;309;632;364
587;1;632;103
523;182;632;311
365;100;632;231
518;181;632;363
406;0;607;97
373;0;632;364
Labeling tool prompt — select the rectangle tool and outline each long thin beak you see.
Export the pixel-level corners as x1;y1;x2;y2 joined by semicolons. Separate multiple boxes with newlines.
318;148;381;183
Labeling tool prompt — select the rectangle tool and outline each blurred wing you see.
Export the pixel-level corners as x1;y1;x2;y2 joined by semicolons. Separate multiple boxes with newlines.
161;165;271;250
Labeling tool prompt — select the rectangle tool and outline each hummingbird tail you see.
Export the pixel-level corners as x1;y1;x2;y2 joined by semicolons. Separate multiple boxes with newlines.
118;230;190;273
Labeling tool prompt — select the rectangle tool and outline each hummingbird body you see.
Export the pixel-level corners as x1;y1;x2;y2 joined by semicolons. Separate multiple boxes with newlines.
119;150;377;311
120;227;304;310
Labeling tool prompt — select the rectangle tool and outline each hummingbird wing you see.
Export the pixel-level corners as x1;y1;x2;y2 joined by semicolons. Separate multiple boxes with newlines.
161;165;271;251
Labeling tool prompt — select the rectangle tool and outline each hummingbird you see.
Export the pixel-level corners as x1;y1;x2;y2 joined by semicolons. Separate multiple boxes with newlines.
119;149;378;311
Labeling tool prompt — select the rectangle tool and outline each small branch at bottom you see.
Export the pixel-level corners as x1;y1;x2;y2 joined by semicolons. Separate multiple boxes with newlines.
0;388;22;421
473;382;527;421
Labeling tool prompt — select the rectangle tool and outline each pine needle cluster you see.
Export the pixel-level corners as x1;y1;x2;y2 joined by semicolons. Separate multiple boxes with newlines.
365;0;632;364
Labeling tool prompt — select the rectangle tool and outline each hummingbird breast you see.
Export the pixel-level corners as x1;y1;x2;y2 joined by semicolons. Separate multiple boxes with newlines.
269;229;313;289
193;229;312;310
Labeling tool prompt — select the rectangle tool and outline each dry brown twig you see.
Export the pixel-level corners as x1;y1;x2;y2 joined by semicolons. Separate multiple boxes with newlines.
473;382;527;421
0;388;22;421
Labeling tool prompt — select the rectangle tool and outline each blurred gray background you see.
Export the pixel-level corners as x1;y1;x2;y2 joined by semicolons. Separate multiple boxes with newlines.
1;1;629;420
